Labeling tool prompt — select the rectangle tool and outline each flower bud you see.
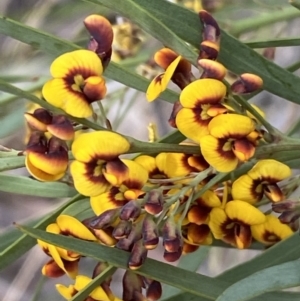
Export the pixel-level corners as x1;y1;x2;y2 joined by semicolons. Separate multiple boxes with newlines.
272;200;298;213
182;242;199;254
278;211;300;224
26;131;48;153
119;200;142;221
24;108;52;132
199;10;220;42
128;239;148;270
113;220;132;239
142;216;159;250
163;248;182;262
264;184;284;203
146;280;162;301
168;101;182;128
47;115;74;141
83;76;107;102
231;73;263;94
144;190;164;215
198;59;226;80
199;40;219;60
133;291;148;301
91;227;117;246
116;226;142;251
83;209;119;229
162;217;182;252
122;271;144;301
92;262;112;285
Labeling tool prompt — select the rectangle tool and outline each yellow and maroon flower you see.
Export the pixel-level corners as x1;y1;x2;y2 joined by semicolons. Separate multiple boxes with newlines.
209;200;265;249
146;48;191;102
199;114;257;172
232;159;291;204
42;49;106;118
70;131;130;197
187;189;222;225
90;159;148;216
155;152;209;178
183;223;213;246
25;108;75;141
38;215;97;278
251;214;293;246
56;274;115;301
25;132;68;182
176;79;227;142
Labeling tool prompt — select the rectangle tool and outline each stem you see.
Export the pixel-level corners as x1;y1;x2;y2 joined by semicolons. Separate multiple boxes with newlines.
233;94;278;136
178;188;195;226
97;101;112;130
229;6;300;36
127;138;200;154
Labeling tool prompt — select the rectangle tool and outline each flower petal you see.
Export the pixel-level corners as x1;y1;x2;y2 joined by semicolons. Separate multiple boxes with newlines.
72;131;130;162
50;49;103;78
179;79;226;108
225;200;265;225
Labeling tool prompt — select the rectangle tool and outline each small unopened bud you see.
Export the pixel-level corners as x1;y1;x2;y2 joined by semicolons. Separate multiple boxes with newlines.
83;76;107;102
83;209;119;229
123;271;144;301
24;108;52;132
163;248;182;262
116;226;142;251
182;242;199;254
278;211;300;224
146;280;162;301
26;131;47;153
120;200;141;221
199;40;219;60
162;218;182;252
199;10;220;42
128;239;148;270
92;262;112;285
144;190;164;215
168;101;182;128
47;115;74;141
42;259;65;278
133;291;148;301
142;216;159;250
272;200;298;213
231;73;263;94
198;59;226;80
113;220;132;239
92;227;117;246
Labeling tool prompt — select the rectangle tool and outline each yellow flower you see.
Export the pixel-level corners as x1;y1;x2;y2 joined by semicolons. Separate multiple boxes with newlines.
176;79;227;141
25;132;68;182
90;159;148;216
70;131;130;197
42;49;106;118
37;215;97;278
209;200;265;249
56;274;113;300
232;159;291;204
199;114;256;172
251;215;293;246
146;48;191;102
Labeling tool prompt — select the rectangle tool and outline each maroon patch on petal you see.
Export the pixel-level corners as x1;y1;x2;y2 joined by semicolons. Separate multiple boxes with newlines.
216;139;236;160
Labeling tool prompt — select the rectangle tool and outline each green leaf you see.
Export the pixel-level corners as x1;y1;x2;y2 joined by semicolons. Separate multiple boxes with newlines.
217;233;300;283
0;156;25;171
0;194;83;271
0;15;178;103
245;37;300;48
0;174;77;198
18;226;228;300
161;247;210;300
216;260;300;301
94;0;300;106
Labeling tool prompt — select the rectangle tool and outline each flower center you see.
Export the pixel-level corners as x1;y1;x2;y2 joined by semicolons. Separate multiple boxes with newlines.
71;74;85;92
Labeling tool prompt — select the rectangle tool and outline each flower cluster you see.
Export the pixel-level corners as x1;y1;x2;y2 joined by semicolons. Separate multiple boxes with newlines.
21;10;299;301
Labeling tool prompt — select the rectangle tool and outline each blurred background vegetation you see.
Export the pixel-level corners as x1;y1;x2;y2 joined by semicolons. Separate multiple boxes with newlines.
1;0;300;300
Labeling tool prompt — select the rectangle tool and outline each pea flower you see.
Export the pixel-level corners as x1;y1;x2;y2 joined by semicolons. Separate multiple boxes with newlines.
176;79;227;142
90;159;148;216
56;274;121;301
199;114;257;172
25;132;68;182
42;49;106;118
209;200;266;249
146;48;191;102
232;159;291;204
251;215;293;246
37;215;97;278
70;131;130;197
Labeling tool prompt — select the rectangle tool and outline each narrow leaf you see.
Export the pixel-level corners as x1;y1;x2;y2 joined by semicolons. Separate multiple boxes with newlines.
18;226;228;300
0;174;77;198
0;194;83;271
0;156;25;171
216;260;300;301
